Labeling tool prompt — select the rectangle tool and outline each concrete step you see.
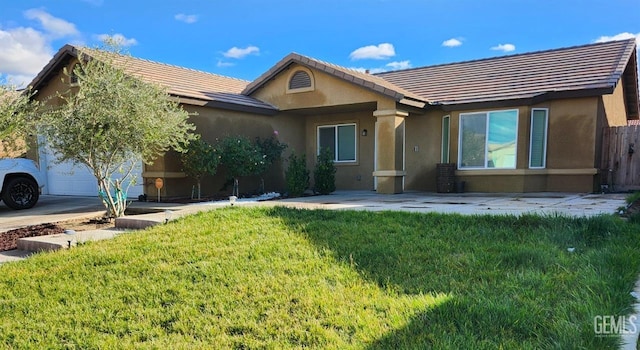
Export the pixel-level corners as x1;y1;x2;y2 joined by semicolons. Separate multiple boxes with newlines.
17;228;122;253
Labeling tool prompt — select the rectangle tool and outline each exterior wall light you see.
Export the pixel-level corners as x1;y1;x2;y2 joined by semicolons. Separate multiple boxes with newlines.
362;129;367;136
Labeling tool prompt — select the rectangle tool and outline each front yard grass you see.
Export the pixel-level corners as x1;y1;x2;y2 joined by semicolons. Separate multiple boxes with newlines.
0;207;638;349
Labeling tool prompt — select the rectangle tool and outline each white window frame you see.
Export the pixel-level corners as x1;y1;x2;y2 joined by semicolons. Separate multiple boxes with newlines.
529;108;549;169
458;109;519;170
317;123;357;163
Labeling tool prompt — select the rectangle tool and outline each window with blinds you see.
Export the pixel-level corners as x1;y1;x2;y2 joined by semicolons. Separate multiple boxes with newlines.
529;109;548;168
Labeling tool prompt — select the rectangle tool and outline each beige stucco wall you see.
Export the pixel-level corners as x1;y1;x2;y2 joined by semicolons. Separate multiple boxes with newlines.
33;59;303;198
251;64;386;111
602;79;630;127
443;98;600;192
303;111;376;191
404;110;443;191
34;57;634;196
148;106;305;198
249;63;396;193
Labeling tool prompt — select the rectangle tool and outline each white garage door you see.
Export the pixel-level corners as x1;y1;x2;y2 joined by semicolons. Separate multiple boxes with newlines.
39;145;144;197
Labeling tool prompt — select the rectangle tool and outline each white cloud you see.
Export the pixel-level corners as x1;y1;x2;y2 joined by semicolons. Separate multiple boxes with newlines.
442;38;463;47
491;43;516;52
349;43;395;60
0;9;81;87
350;60;412;75
594;32;640;44
97;33;138;47
0;27;54;84
24;8;78;38
223;46;260;59
386;60;411;70
0;73;38;87
216;60;235;68
175;13;198;24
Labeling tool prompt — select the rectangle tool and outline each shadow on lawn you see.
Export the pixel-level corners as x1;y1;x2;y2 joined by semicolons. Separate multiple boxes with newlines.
264;206;625;349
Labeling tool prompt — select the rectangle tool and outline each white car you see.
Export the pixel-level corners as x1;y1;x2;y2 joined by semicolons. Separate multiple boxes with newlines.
0;158;45;209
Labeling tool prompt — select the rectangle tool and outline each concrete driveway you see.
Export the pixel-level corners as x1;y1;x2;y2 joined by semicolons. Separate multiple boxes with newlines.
0;195;105;233
272;191;626;216
0;191;630;234
206;191;630;217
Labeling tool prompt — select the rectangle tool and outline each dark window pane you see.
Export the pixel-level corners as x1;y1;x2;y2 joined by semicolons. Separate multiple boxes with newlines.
318;127;336;159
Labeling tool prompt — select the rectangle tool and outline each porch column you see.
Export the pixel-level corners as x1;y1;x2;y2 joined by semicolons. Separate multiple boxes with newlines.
373;109;407;194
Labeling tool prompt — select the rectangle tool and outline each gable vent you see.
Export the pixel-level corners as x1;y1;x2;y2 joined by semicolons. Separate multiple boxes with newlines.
289;70;312;90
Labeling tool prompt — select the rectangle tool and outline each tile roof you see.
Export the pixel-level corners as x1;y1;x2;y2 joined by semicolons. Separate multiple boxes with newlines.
375;39;638;106
31;40;638;116
30;45;277;114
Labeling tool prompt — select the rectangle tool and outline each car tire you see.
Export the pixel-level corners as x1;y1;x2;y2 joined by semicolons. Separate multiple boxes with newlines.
2;177;39;210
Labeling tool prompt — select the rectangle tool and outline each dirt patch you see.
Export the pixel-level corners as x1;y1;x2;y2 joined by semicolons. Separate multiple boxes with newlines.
0;223;64;251
0;217;115;252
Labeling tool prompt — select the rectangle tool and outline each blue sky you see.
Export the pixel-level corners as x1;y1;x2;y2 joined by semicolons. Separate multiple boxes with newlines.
1;0;639;87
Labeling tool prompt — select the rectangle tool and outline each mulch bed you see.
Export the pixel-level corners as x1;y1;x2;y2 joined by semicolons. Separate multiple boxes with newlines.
0;223;65;252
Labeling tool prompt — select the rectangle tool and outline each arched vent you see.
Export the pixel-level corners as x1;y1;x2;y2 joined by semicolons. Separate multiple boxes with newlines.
289;70;312;90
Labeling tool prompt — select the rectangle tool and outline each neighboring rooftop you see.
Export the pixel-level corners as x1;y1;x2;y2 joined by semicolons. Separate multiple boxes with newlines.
375;39;639;115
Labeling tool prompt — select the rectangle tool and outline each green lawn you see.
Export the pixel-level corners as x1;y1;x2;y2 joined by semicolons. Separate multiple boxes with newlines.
0;207;638;349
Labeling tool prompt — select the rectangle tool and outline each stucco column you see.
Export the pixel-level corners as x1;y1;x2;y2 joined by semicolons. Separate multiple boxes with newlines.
373;109;407;194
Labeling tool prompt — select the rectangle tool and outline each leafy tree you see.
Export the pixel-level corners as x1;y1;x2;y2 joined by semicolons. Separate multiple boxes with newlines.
180;138;219;199
0;84;38;156
37;42;197;218
313;147;336;195
255;134;287;192
285;151;309;197
218;135;264;196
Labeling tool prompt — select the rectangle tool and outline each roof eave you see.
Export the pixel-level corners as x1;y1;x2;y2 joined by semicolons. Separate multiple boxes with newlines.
172;95;279;116
28;45;78;97
439;87;615;112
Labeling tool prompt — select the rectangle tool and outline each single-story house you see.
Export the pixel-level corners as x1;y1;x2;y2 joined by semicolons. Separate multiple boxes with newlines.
28;39;639;197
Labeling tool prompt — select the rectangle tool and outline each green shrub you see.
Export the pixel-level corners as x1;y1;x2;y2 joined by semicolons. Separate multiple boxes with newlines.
285;151;309;197
218;135;264;196
180;138;219;199
313;147;336;195
625;191;640;205
255;134;287;193
217;134;288;196
255;134;287;172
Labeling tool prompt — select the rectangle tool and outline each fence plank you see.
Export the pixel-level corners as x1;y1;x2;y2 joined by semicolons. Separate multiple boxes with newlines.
602;125;640;191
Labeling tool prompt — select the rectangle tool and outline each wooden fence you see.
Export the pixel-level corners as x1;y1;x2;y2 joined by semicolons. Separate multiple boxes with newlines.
601;125;640;191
